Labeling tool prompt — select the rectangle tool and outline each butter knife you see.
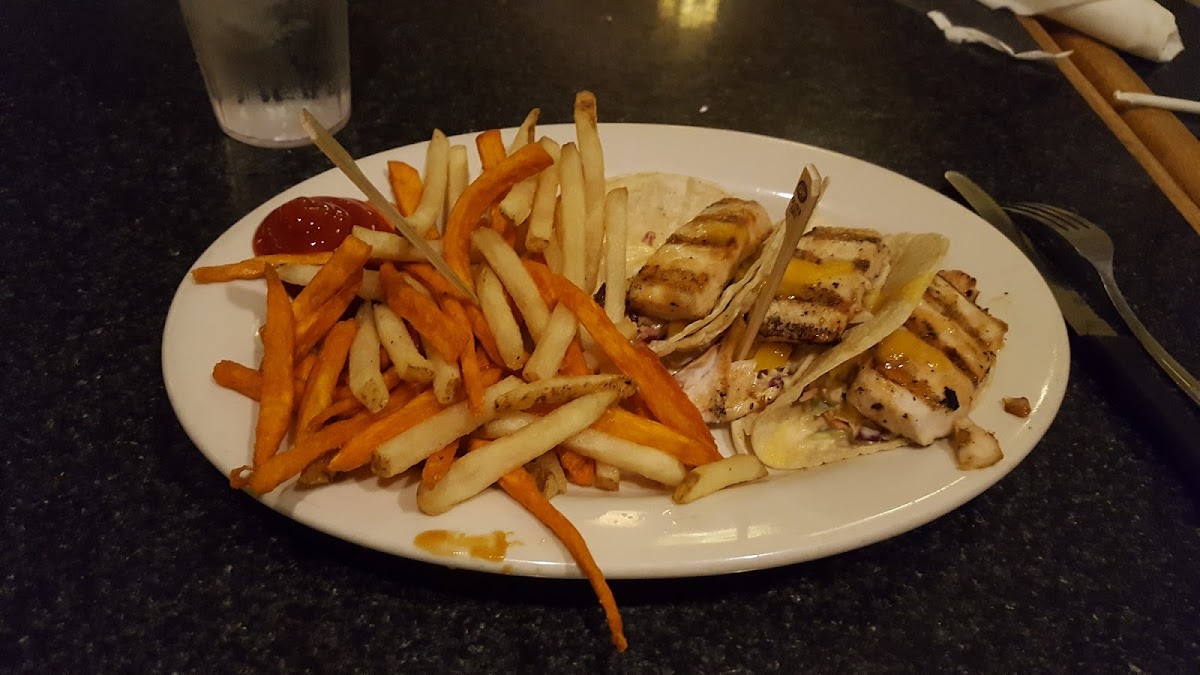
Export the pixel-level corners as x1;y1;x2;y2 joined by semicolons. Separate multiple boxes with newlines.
946;171;1200;493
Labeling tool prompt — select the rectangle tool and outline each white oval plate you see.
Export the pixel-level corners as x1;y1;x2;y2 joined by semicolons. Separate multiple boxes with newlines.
163;124;1068;579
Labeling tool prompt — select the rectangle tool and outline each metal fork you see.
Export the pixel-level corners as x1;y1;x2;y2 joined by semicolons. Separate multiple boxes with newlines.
1006;202;1200;408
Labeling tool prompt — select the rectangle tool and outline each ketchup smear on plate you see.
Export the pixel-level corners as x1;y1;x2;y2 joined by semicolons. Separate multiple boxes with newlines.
252;197;392;256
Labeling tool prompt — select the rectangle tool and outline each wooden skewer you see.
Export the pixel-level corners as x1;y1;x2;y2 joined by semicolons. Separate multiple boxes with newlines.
299;109;479;304
735;165;825;361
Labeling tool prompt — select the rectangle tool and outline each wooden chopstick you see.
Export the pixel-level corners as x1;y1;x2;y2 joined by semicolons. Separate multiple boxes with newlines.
1019;16;1200;235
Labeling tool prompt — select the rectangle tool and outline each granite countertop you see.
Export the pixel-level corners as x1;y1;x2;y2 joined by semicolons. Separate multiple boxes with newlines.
2;1;1198;671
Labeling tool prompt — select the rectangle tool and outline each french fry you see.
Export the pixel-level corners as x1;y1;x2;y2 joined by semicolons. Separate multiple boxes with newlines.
291;234;372;323
544;227;564;275
484;412;688;487
350;226;441;262
524;137;561;253
443;142;554;292
191;252;333;283
603;187;629;323
253;267;295;467
294;271;362;357
379;262;467;360
523;304;579;382
421;440;461;491
542;266;719;454
387;160;423;216
524;451;568;500
296;319;357;440
593;462;620;491
499;109;542;224
371;377;522;478
495;466;627;651
472;229;551;337
477;266;529;370
476;129;507;170
416;389;619;515
373;304;435;384
407;129;450;237
557;142;587;290
446;144;469;230
592;408;717;467
507;108;540;153
672;455;768;504
493;375;635;413
574;91;606;291
276;263;383;302
348;303;389;412
424;338;462;405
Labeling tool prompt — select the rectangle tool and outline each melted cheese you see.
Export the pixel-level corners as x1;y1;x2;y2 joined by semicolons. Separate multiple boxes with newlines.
775;258;858;298
874;327;956;378
751;341;793;371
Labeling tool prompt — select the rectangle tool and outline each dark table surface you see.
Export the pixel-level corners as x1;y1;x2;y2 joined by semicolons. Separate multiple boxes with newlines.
3;1;1199;672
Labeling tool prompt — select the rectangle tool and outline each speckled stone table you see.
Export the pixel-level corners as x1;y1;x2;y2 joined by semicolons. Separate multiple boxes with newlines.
2;1;1197;671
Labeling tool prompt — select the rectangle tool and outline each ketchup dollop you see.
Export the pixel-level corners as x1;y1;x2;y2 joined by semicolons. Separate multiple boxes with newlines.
252;197;392;256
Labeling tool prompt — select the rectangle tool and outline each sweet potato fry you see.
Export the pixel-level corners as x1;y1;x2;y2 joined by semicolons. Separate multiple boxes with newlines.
592;408;720;467
239;414;369;494
441;298;485;416
443;143;554;292
212;360;263;400
379;263;468;359
420;440;461;491
387;160;423;216
557;448;595;487
296;319;357;441
476;129;507;170
308;375;412;432
191;252;333;283
404;263;462;299
253;267;295;467
541;265;717;453
294;271;362;357
462;301;503;367
291;234;373;324
327;389;443;474
497;467;626;651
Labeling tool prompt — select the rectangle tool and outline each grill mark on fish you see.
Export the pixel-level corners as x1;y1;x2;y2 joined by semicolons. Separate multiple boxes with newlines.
904;315;985;385
760;314;844;344
634;265;712;295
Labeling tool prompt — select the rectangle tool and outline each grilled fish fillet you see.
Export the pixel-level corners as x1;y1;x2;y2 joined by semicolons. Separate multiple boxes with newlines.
759;227;890;344
846;271;1007;445
626;198;772;321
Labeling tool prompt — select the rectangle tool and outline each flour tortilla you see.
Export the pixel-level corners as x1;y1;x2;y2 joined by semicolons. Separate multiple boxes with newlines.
606;172;733;276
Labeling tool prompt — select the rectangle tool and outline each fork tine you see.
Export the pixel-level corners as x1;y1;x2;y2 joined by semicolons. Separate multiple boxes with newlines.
1034;203;1088;230
1026;202;1091;230
1009;203;1075;232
